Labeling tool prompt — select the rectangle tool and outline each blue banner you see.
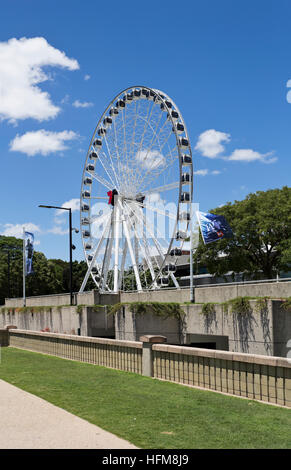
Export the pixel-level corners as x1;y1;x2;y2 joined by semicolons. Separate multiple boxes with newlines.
25;231;34;275
196;211;233;244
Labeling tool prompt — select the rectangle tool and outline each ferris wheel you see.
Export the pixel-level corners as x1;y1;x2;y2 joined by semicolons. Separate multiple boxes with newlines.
79;86;193;293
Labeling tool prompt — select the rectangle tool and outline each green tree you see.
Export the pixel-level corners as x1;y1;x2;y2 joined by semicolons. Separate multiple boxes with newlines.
0;236;97;304
194;186;291;279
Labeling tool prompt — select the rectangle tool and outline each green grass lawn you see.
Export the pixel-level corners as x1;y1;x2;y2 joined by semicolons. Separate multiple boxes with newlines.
0;347;290;449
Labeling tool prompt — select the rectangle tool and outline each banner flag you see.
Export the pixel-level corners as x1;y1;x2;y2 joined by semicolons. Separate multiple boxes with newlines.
25;231;34;275
196;211;233;245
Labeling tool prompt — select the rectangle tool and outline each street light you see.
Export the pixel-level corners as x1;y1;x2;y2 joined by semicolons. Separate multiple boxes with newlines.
39;204;78;306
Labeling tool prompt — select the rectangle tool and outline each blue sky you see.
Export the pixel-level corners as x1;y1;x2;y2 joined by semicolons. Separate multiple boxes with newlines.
0;0;291;261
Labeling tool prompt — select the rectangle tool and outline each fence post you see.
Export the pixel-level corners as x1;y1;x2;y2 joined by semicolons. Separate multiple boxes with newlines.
140;335;167;377
0;325;17;347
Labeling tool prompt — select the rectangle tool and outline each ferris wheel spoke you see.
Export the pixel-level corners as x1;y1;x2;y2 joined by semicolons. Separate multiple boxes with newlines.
118;200;142;291
123;209;151;290
162;145;179;160
111;109;128;190
100;213;114;291
123;201;157;287
124;202;161;277
131;111;167;189
93;150;116;188
131;199;177;221
123;100;145;190
158;128;176;153
129;202;166;260
137;150;179;192
133;109;172;186
132;206;179;288
89;171;112;191
113;204;121;292
141;107;167;158
128;99;140;162
79;215;112;292
143;181;180;195
119;239;128;290
121;107;128;168
135;99;155;161
102;134;121;190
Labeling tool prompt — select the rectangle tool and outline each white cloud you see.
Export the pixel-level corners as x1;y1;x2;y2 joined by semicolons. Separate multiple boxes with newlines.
136;150;166;170
61;94;70;104
0;37;79;122
287;80;291;103
196;129;277;164
145;192;163;203
227;149;277;164
0;223;41;238
193;169;221;176
194;169;208;176
48;226;68;235
55;198;80;216
195;129;230;158
84;74;91;81
10;129;78;156
73;100;93;108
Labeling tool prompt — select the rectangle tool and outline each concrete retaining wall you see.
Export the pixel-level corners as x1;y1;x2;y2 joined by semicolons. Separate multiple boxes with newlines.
194;281;291;303
5;280;290;309
5;329;291;407
0;306;114;338
120;289;190;304
115;305;182;344
120;281;291;304
272;300;291;358
4;291;119;308
115;300;291;357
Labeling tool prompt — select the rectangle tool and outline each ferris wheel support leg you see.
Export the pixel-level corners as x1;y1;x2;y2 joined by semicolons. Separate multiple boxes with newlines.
124;201;158;289
118;241;128;290
119;202;142;292
102;222;114;291
142;232;158;288
79;216;111;293
113;204;121;292
169;273;180;289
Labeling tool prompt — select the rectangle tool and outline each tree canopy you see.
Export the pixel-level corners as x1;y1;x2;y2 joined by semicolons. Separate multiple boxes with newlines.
0;236;96;305
194;186;291;279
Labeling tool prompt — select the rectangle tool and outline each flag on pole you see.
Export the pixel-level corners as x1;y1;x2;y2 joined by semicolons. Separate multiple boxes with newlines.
24;231;34;275
196;211;233;245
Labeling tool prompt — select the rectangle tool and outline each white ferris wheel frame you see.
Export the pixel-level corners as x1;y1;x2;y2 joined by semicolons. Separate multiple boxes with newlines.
79;86;194;294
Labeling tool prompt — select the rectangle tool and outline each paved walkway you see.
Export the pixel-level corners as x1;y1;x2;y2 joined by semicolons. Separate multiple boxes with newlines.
0;379;138;449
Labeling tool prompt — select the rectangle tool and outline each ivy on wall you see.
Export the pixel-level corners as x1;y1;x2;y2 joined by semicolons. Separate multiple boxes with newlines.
282;297;291;311
200;296;274;316
201;303;216;315
108;301;185;320
76;304;105;314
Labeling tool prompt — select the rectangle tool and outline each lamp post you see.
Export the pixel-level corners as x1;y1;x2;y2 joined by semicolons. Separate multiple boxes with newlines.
39;205;79;306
